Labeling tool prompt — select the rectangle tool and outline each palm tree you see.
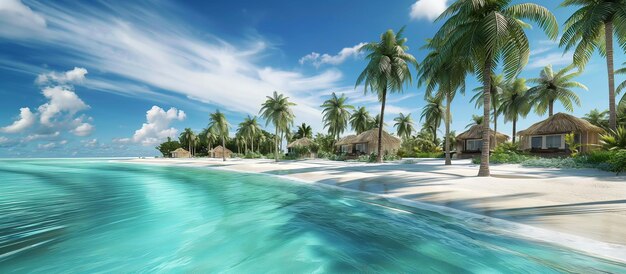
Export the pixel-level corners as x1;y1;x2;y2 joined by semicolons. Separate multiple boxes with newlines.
209;110;230;162
238;115;261;154
466;115;484;128
433;0;557;176
204;128;217;152
180;128;194;157
527;64;586;117
356;27;418;163
295;123;313;139
616;62;626;107
350;107;371;134
260;91;296;162
470;74;506;144
583;109;609;130
368;114;385;130
393;113;415;140
419;39;469;165
500;78;531;143
560;0;626;130
420;95;444;142
321;92;354;140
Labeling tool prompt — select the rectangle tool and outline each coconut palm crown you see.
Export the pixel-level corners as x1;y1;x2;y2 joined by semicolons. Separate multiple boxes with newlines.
259;91;296;162
350;107;372;134
209;110;230;161
321;92;354;140
393;113;415;140
527;64;586;117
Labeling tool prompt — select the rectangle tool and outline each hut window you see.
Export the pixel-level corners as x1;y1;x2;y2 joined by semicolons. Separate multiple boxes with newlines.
341;145;349;153
466;140;482;151
546;135;561;149
531;137;542;149
355;143;367;153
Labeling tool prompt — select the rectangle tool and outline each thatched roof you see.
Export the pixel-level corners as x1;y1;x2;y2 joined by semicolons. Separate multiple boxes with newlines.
518;113;605;136
210;145;232;153
335;135;357;146
353;128;401;147
287;137;314;148
172;148;189;153
457;125;509;141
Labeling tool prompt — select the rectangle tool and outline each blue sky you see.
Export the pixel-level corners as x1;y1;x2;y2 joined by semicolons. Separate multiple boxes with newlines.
0;0;624;157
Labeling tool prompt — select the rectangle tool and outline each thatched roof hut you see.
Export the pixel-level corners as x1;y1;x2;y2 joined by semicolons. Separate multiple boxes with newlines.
335;129;401;155
287;137;314;148
518;113;604;153
456;125;509;156
171;148;190;158
210;145;232;158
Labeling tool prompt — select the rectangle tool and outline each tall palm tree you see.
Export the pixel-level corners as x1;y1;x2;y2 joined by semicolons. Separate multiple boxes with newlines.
419;39;469;165
260;91;296;162
356;27;418;163
393;113;415;140
350;107;371;134
239;115;261;154
470;74;506;144
180;128;194;157
205;128;217;152
368;114;385;130
433;0;558;176
560;0;626;130
500;78;531;143
583;109;609;130
209;110;230;162
420;95;444;142
321;92;354;140
527;64;586;117
295;123;313;139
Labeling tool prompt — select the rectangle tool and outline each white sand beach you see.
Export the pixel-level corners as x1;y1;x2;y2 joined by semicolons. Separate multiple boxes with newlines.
123;157;626;250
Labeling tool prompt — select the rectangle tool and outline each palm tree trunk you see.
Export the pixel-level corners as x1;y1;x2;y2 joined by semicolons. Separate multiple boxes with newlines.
606;20;617;130
493;112;498;147
222;136;226;162
445;93;452;165
274;127;279;162
377;87;387;163
479;59;492;177
512;117;517;144
549;100;554;117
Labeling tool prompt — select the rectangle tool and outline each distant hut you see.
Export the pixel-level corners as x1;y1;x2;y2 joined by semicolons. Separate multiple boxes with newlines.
456;125;509;157
287;137;316;158
336;129;401;156
335;135;357;154
171;148;191;158
210;145;233;158
518;113;604;154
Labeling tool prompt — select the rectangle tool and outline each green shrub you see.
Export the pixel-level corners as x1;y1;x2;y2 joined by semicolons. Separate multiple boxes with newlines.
607;150;626;175
577;150;613;165
317;151;333;159
601;126;626;150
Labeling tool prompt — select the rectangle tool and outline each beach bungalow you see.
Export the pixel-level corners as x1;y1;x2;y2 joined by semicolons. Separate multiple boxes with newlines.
517;113;604;154
335;129;401;156
287;137;316;158
171;148;191;158
210;145;232;158
456;125;509;158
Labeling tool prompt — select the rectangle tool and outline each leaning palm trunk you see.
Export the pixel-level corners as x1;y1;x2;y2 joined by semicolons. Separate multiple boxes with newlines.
512;117;517;144
445;93;452;165
222;136;226;162
479;60;492;177
376;87;387;163
606;21;617;130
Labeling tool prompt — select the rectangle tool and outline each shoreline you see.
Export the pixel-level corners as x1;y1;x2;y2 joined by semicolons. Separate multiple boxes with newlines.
117;157;626;263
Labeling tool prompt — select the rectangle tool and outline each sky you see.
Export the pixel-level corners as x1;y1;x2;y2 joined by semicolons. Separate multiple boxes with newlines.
0;0;624;157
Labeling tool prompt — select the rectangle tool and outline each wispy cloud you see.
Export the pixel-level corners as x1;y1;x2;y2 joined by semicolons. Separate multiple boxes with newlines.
1;1;346;133
299;43;366;67
528;52;574;69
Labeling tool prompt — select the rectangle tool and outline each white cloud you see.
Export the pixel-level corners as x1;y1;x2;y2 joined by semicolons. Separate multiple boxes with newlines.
125;106;186;146
71;122;94;136
36;67;88;85
81;138;98;147
23;131;60;142
38;85;90;126
528;52;574;69
410;0;448;21
0;136;9;144
0;0;46;38
299;43;366;67
1;107;36;133
38;142;56;149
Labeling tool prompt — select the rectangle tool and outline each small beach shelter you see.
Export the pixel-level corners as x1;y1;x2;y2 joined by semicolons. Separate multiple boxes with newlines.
336;128;401;155
335;135;357;154
517;113;604;154
171;148;191;158
287;137;316;158
456;125;509;157
210;145;232;158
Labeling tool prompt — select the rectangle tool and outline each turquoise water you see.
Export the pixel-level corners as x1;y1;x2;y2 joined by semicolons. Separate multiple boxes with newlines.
0;159;625;273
